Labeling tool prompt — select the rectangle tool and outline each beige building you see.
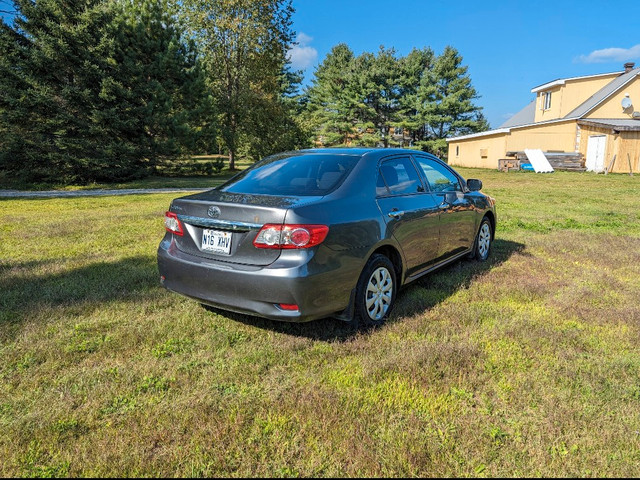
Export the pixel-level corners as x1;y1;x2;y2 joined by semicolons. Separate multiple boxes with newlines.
447;63;640;173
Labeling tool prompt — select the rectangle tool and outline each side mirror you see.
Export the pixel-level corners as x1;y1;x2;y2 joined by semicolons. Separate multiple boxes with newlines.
467;179;482;192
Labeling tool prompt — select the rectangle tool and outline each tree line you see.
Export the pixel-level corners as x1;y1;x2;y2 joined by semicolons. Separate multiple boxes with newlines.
303;44;489;156
0;0;488;185
0;0;306;183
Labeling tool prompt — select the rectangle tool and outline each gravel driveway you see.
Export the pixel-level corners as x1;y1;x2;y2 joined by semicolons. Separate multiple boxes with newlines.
0;188;208;198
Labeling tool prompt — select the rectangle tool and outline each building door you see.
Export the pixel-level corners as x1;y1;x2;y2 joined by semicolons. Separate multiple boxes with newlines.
586;135;607;172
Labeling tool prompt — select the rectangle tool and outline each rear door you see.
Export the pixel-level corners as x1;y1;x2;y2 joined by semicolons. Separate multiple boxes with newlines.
375;155;440;276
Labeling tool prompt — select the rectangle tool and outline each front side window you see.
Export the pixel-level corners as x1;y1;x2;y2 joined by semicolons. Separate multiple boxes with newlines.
376;157;423;196
413;157;461;193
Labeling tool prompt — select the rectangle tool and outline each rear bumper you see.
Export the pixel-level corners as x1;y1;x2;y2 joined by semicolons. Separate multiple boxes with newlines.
157;236;354;322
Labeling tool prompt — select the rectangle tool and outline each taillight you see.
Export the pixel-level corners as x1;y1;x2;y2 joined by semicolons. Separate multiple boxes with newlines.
253;224;329;249
164;211;184;236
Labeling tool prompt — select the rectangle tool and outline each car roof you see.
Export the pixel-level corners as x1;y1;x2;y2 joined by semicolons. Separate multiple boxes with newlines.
296;148;440;160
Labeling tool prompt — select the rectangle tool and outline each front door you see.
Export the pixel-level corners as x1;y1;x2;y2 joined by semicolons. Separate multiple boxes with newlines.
412;156;476;260
586;135;607;172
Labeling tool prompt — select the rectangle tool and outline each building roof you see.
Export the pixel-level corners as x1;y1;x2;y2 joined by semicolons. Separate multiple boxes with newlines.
578;118;640;131
530;71;621;93
564;67;640;119
499;100;536;128
448;66;640;141
445;128;510;142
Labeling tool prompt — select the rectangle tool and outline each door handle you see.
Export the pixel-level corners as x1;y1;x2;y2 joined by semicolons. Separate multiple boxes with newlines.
388;210;405;219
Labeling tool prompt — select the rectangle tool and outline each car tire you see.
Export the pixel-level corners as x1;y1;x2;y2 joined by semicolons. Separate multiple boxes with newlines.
472;217;492;261
354;254;397;327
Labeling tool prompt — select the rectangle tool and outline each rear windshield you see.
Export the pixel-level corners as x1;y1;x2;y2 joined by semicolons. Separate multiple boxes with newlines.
218;153;359;196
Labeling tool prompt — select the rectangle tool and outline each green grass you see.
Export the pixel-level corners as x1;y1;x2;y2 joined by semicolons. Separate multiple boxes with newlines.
1;169;640;476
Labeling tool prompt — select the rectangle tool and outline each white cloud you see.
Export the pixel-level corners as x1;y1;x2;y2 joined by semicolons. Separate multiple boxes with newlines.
296;32;314;45
287;32;318;70
576;44;640;64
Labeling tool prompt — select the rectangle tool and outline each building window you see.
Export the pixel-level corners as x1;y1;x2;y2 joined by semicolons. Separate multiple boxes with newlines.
541;91;552;110
455;145;459;157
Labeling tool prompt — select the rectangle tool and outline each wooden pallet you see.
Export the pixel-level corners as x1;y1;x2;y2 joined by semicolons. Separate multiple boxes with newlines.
505;151;586;172
498;158;520;172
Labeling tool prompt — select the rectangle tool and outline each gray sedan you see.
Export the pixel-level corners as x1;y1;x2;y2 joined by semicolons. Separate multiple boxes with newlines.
157;148;496;326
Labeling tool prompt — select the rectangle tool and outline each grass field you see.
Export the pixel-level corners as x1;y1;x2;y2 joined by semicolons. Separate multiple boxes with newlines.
1;169;640;476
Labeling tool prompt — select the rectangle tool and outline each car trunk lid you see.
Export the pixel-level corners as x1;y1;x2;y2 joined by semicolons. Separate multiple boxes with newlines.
169;190;320;266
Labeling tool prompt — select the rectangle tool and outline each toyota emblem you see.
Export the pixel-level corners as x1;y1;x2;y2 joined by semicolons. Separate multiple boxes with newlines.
207;206;221;218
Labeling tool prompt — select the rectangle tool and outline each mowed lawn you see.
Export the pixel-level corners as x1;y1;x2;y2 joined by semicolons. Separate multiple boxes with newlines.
1;169;640;477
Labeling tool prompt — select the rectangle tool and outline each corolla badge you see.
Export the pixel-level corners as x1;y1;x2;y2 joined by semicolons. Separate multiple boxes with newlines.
207;206;221;218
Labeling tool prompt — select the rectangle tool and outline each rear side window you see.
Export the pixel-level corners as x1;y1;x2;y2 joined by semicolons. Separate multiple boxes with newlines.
219;153;359;196
414;157;461;192
377;157;423;196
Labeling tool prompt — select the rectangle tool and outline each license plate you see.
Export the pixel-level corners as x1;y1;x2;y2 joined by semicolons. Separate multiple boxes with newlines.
201;229;232;255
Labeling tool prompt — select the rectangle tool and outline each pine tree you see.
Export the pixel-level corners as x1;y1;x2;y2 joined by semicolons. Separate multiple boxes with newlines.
303;43;360;146
395;47;434;147
353;47;402;148
0;0;120;183
0;0;209;183
417;46;488;157
303;44;487;157
103;0;211;177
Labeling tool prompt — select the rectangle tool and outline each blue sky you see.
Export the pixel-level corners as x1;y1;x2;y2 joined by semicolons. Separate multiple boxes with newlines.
289;0;640;128
2;0;639;129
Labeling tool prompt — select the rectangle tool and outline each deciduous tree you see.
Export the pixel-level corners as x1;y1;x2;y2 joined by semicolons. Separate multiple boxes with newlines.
240;65;308;161
182;0;296;169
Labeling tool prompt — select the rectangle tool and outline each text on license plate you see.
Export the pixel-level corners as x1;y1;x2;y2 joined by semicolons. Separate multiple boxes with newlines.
201;229;232;255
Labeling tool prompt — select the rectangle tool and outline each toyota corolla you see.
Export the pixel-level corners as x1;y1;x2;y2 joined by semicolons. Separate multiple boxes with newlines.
157;148;496;326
